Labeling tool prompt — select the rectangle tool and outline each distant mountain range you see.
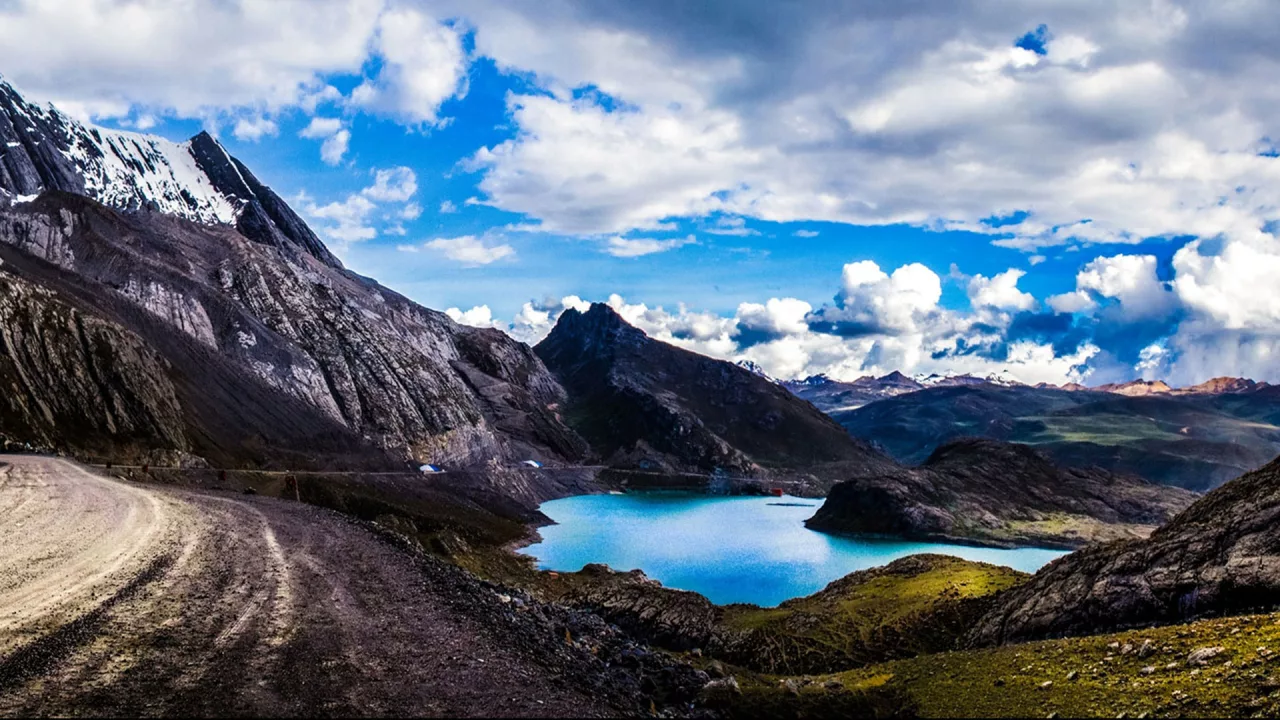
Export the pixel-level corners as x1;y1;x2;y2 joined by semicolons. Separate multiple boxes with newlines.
825;383;1280;491
785;371;1271;413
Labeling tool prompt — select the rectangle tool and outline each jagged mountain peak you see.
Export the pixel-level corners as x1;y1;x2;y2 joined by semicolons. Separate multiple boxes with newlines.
541;302;647;351
0;78;339;267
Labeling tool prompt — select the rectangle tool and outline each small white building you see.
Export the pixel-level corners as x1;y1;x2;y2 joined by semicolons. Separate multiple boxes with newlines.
520;460;543;469
419;464;443;474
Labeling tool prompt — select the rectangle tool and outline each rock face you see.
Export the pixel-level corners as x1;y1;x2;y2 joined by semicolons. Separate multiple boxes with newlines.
533;303;891;480
0;81;588;471
0;271;186;459
806;438;1198;548
967;454;1280;646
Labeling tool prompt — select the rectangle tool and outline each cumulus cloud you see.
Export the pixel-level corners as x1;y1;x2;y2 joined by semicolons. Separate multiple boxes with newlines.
424;236;516;265
968;269;1037;311
445;305;500;328
483;258;1099;386
351;6;468;125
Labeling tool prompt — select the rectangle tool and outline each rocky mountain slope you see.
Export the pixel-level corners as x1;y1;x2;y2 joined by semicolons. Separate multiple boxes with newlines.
967;453;1280;646
806;438;1198;548
534;303;893;481
832;384;1280;490
0;81;588;473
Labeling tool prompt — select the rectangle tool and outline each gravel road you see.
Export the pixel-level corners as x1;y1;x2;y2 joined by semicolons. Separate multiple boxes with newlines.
0;455;629;717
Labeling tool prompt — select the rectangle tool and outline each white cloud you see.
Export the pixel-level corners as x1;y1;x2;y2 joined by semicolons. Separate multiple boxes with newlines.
352;7;468;125
439;200;458;214
737;298;813;338
446;305;500;328
968;268;1037;311
363;167;418;202
297;116;349;164
299;116;343;139
299;192;377;242
232;116;278;141
470;94;754;234
299;166;419;243
1076;254;1174;320
0;0;384;118
1047;290;1096;314
401;202;423;220
705;216;758;236
439;0;1280;266
604;234;696;258
793;229;820;238
320;129;351;165
425;236;516;265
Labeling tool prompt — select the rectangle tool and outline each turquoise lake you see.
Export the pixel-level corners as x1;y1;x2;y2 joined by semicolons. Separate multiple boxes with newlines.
519;492;1069;607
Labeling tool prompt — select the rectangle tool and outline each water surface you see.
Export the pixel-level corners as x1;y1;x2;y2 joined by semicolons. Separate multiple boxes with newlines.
520;492;1068;607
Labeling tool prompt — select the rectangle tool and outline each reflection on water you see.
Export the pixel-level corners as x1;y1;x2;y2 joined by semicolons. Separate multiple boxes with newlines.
520;492;1068;607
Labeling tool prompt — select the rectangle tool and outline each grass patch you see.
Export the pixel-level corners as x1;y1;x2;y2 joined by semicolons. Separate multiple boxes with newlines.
737;611;1280;718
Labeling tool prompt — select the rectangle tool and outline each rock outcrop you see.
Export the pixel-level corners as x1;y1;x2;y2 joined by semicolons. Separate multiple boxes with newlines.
806;438;1198;548
0;270;186;459
534;303;892;482
967;453;1280;646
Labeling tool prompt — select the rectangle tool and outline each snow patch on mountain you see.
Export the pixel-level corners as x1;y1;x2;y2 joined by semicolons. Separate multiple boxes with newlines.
0;79;240;226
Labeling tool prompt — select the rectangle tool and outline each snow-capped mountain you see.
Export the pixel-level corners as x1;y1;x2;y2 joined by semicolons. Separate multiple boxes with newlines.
0;78;338;266
735;359;780;384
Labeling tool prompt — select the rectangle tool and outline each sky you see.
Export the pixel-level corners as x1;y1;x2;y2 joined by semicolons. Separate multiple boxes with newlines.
2;0;1280;386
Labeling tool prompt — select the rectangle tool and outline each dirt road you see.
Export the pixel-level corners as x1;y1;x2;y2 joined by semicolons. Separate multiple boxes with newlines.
0;455;628;717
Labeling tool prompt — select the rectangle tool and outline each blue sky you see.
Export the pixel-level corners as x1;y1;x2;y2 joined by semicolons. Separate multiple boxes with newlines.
3;1;1280;386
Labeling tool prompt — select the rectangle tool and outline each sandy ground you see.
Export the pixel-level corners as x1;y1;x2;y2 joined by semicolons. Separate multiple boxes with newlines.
0;455;618;717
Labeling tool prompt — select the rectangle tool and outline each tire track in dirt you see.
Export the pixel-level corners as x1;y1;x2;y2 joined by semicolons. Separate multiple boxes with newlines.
0;456;622;717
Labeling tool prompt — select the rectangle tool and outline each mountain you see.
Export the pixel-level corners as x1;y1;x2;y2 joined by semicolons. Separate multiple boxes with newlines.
735;359;778;383
0;81;588;474
1092;378;1173;396
533;303;893;482
805;438;1197;549
968;453;1280;646
832;384;1280;491
0;80;338;266
782;370;923;412
1179;376;1269;395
